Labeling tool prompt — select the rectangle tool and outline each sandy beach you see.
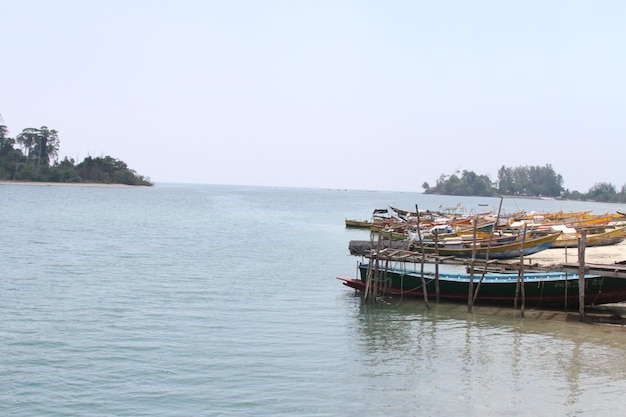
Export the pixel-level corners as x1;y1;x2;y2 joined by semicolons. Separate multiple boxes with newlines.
527;239;626;266
0;180;139;188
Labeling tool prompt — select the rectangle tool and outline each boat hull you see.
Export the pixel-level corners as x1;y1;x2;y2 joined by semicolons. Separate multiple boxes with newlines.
345;219;373;229
348;232;561;259
337;264;626;308
550;227;626;249
422;232;561;259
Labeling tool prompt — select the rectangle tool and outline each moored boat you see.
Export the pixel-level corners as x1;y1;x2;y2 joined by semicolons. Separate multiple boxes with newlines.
550;226;626;249
421;231;561;259
346;208;403;230
348;231;560;259
345;219;374;229
337;263;626;308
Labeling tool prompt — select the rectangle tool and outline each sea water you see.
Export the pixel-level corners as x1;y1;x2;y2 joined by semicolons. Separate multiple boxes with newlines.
2;183;626;416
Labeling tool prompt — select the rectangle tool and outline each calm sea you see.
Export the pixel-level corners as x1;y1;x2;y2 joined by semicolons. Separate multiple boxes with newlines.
2;183;626;416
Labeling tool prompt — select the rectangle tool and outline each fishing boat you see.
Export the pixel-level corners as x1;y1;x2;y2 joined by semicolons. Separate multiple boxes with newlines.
515;210;592;222
348;231;560;259
419;231;562;259
410;230;518;246
345;219;374;229
345;208;400;229
337;263;626;308
550;226;626;249
509;212;614;230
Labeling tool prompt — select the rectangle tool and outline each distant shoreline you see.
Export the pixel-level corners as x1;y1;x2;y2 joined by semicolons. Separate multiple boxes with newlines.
0;180;140;188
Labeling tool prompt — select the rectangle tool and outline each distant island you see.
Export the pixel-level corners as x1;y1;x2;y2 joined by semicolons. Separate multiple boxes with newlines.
0;117;152;186
422;164;626;203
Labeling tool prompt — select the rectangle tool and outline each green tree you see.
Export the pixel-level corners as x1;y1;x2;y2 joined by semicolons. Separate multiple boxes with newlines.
587;182;617;202
0;119;26;180
496;166;514;195
0;116;151;185
425;170;497;196
496;164;563;197
15;126;60;172
76;155;152;185
48;157;80;182
0;121;12;156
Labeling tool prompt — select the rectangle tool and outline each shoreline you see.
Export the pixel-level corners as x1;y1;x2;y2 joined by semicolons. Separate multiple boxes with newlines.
0;180;142;188
528;239;626;266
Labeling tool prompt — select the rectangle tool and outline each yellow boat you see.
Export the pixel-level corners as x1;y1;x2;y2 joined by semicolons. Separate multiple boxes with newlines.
345;219;374;229
551;226;626;248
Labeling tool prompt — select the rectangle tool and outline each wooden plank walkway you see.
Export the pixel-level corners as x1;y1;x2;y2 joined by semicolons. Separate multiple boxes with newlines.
559;262;626;279
363;248;626;279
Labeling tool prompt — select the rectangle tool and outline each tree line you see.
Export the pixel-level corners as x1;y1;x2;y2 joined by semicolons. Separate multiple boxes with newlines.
422;164;626;203
0;116;152;186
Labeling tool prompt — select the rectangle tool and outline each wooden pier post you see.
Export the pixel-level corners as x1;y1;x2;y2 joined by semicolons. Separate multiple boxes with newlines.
364;259;372;300
468;215;478;313
578;230;587;320
415;205;429;309
519;224;528;318
513;224;528;315
364;230;383;300
434;229;440;302
472;197;504;305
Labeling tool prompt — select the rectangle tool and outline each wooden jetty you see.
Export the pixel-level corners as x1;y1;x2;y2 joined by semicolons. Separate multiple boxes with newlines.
354;224;626;322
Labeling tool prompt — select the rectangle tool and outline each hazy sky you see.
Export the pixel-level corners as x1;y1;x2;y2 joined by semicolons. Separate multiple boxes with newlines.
2;1;625;192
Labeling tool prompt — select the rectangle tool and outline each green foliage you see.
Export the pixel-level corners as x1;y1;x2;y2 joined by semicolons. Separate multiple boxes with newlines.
15;126;60;172
424;164;626;203
497;164;563;197
424;170;498;197
564;182;626;203
76;156;152;185
0;115;152;186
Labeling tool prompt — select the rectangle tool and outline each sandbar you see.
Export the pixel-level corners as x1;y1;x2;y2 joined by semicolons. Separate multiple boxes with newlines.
0;180;140;188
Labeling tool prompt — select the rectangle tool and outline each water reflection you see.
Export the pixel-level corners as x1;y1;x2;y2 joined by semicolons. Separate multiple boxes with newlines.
344;293;626;416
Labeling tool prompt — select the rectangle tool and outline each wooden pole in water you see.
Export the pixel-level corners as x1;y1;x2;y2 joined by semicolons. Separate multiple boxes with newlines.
563;240;569;311
468;214;478;313
514;224;528;315
364;258;372;300
415;204;429;309
519;224;528;317
383;258;390;294
578;230;587;320
514;271;520;311
434;229;440;302
373;232;383;299
364;229;376;300
473;197;504;305
364;230;383;300
420;252;429;309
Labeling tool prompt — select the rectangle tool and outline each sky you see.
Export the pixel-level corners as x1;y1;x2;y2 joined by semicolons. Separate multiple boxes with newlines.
1;1;625;192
